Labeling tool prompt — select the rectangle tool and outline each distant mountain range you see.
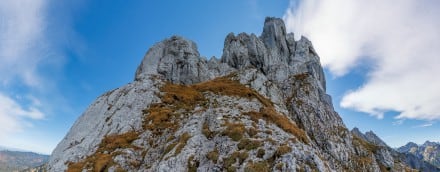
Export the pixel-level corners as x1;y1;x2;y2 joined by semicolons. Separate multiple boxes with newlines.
0;150;49;172
398;141;440;168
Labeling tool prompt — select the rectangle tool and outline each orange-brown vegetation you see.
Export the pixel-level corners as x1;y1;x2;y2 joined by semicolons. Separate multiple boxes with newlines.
202;122;214;139
274;144;292;158
67;131;139;172
223;151;249;170
192;76;272;107
206;148;219;163
245;108;309;144
245;161;270;172
222;122;246;141
237;138;262;150
174;132;191;155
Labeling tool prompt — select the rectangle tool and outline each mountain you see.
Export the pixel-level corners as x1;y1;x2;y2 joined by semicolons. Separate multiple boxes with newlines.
48;17;439;171
0;150;49;172
398;141;440;168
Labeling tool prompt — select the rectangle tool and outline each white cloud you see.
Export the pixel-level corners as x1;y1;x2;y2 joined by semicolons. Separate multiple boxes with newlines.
0;0;49;87
0;93;44;138
284;0;440;120
0;0;53;142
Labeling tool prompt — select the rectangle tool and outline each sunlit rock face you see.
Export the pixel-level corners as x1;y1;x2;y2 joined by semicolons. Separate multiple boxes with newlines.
48;17;439;172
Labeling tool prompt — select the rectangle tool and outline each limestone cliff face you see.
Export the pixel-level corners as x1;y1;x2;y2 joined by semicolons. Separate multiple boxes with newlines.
48;17;438;172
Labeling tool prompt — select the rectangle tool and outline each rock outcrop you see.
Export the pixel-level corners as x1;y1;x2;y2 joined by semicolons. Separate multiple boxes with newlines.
48;17;439;172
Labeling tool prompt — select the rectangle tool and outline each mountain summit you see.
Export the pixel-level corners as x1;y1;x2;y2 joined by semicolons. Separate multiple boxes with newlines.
48;17;439;172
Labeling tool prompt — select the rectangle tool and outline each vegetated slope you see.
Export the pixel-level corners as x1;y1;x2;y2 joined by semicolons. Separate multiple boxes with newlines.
48;17;439;172
0;150;48;172
398;141;440;168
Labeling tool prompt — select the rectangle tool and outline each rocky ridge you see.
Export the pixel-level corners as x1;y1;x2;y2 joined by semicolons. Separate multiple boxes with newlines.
398;141;440;168
48;17;439;172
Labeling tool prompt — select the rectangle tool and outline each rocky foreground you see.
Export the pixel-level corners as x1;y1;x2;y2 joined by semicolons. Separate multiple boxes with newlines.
48;17;439;172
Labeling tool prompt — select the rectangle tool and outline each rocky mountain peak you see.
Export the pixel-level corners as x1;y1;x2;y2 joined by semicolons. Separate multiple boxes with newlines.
48;17;439;172
423;141;439;147
398;141;440;169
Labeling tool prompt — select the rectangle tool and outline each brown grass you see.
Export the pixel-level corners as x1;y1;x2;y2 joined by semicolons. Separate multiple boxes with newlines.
245;108;309;144
257;148;265;158
245;161;270;172
174;132;191;155
187;155;199;172
247;127;258;137
294;73;309;81
192;76;273;107
206;148;219;163
274;144;292;158
222;122;246;141
161;83;205;111
67;131;139;171
202;122;214;139
237;138;262;150
352;134;379;153
223;151;249;169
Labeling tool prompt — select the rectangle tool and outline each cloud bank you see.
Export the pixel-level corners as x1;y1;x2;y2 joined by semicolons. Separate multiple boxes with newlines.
284;0;440;120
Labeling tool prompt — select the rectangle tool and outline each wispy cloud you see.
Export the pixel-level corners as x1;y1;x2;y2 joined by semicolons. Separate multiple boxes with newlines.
0;0;50;87
0;0;69;146
284;0;440;120
0;93;44;138
413;122;434;128
392;119;405;126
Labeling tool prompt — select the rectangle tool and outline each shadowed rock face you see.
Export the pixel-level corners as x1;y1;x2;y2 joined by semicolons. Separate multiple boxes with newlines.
48;17;439;172
398;141;440;169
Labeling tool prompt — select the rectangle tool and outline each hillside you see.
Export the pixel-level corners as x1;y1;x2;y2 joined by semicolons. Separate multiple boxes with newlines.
0;150;48;172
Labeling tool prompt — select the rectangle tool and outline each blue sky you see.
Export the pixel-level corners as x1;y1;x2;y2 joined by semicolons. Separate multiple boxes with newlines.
0;0;438;154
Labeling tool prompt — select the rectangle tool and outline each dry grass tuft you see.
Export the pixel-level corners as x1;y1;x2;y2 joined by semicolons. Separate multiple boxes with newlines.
223;151;249;169
237;138;262;150
202;122;214;139
175;132;191;155
274;144;292;158
245;161;270;172
245;108;309;144
67;131;139;171
222;122;246;141
206;148;219;163
187;155;199;172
